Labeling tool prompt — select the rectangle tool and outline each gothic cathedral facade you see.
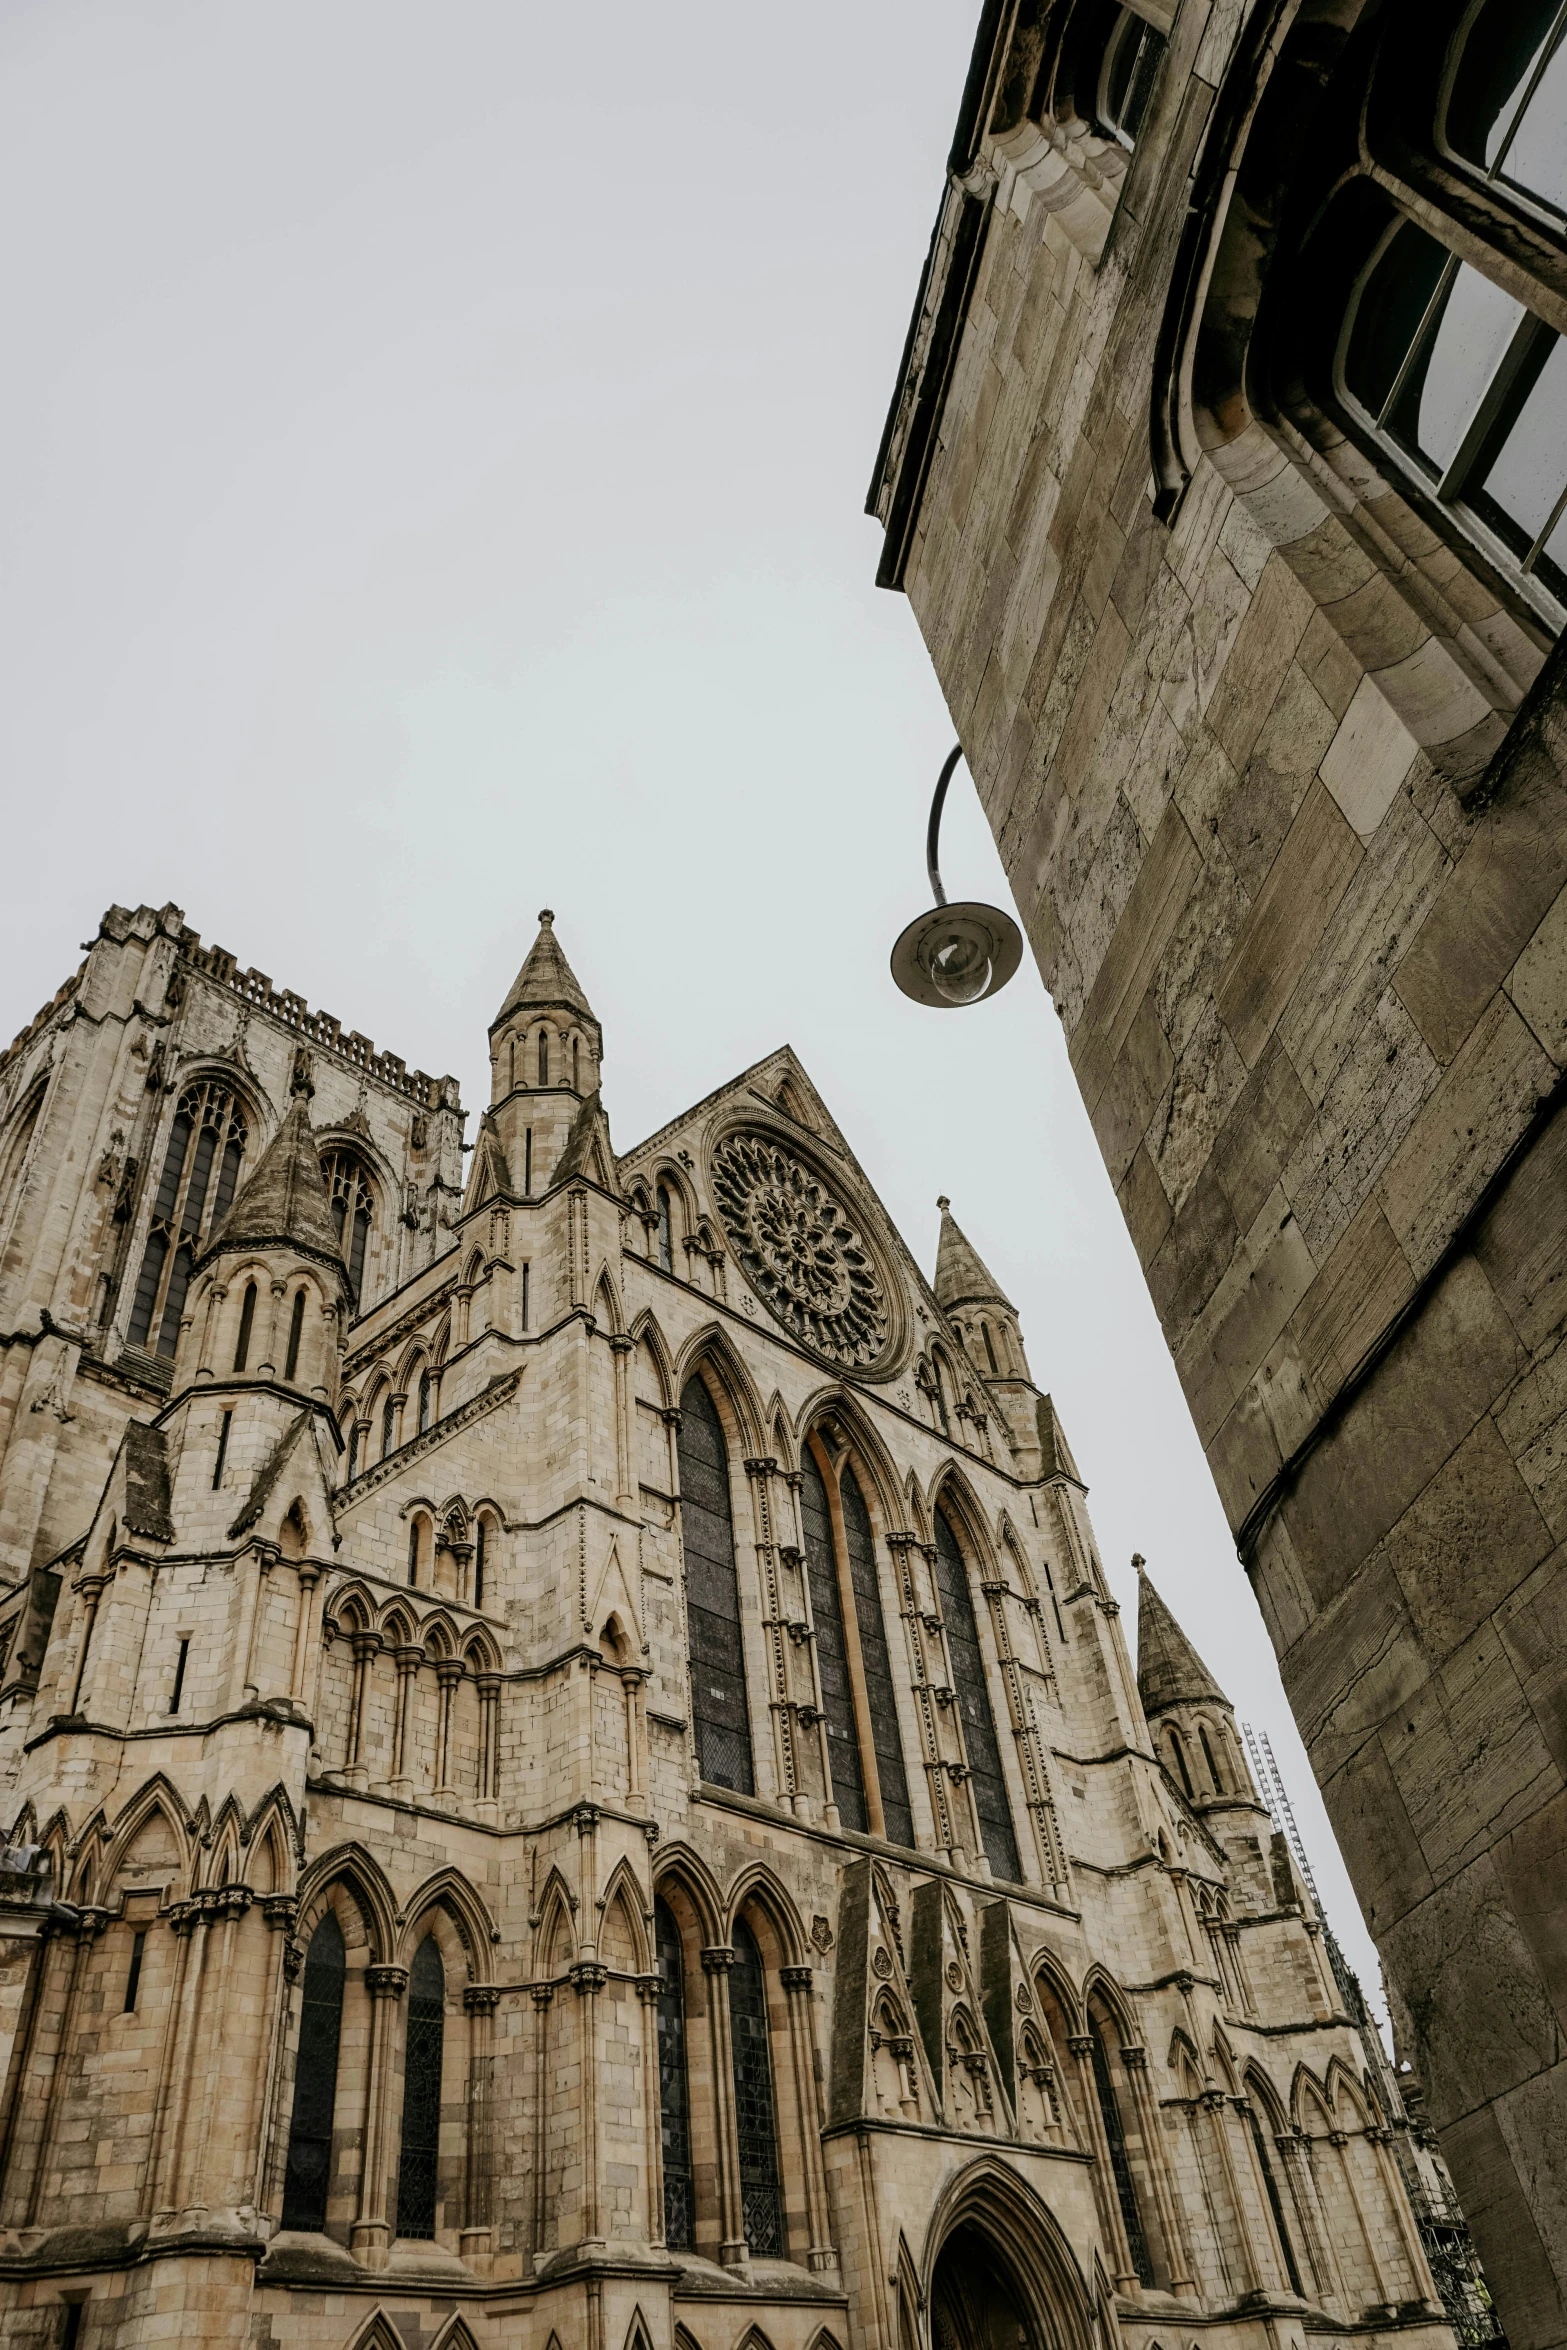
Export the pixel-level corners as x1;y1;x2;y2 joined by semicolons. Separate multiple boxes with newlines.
0;903;1457;2348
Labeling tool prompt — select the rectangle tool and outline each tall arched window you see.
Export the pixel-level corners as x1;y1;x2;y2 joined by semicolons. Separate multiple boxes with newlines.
1245;2081;1305;2296
284;1287;306;1383
417;1370;432;1434
933;1509;1020;1880
233;1282;257;1373
799;1449;868;1832
1198;1723;1223;1791
841;1467;915;1848
537;1030;550;1085
729;1918;783;2256
1090;2018;1155;2286
1091;2;1166;147
656;1185;674;1274
382;1395;396;1458
281;1911;346;2232
474;1515;488;1609
396;1935;445;2240
655;1899;694;2249
677;1376;753;1795
322;1150;374;1303
1168;1726;1195;1800
127;1080;247;1356
0;1080;45;1209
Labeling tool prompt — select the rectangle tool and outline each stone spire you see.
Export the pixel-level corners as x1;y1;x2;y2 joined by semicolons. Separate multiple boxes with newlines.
492;908;598;1035
933;1196;1014;1313
1135;1557;1229;1718
201;1094;344;1275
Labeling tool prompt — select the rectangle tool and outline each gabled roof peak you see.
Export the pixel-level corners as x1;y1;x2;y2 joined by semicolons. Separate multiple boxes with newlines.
1136;1558;1230;1717
492;909;598;1033
934;1196;1014;1313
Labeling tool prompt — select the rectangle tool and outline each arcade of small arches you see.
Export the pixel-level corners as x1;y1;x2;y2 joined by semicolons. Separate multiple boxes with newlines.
318;1584;504;1809
504;1015;597;1103
1156;1715;1247;1808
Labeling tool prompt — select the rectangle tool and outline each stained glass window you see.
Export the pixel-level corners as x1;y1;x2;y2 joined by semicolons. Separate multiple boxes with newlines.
729;1920;783;2257
323;1151;374;1302
841;1469;915;1848
127;1080;247;1356
281;1912;346;2232
933;1511;1020;1881
655;1900;694;2248
799;1451;868;1832
678;1378;753;1795
396;1935;445;2240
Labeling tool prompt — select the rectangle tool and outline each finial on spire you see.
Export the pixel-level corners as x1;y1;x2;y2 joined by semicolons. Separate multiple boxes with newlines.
539;908;554;927
937;1194;950;1211
491;909;598;1035
1132;1551;1146;1575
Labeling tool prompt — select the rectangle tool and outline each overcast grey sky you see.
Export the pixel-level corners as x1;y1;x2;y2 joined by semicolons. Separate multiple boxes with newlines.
0;0;1384;2007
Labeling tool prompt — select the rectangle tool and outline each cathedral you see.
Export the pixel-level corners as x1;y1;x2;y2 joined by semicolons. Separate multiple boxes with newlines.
0;900;1461;2348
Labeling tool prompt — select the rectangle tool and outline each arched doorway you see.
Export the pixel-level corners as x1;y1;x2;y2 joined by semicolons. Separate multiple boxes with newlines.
931;2221;1037;2350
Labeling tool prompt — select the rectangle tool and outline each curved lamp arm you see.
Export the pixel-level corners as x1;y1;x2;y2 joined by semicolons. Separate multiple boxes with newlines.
926;743;965;910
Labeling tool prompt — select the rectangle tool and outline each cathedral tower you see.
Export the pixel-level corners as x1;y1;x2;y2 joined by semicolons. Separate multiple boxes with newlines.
486;908;603;1201
934;1196;1042;1477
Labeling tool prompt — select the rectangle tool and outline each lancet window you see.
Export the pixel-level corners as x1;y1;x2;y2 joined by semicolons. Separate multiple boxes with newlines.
322;1149;374;1302
655;1899;695;2249
396;1936;445;2239
730;1918;783;2256
126;1079;247;1356
677;1376;753;1795
799;1450;868;1831
932;1509;1020;1879
799;1443;914;1844
1090;2020;1155;2288
841;1467;914;1846
1092;2;1166;147
280;1912;347;2232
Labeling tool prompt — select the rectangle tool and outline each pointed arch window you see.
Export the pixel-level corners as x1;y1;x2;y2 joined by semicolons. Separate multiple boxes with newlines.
981;1321;999;1373
284;1287;307;1382
1168;1726;1195;1800
281;1910;346;2232
656;1185;674;1274
655;1899;695;2248
841;1467;915;1847
382;1395;396;1459
234;1282;257;1373
537;1030;550;1085
1090;2020;1155;2286
126;1080;247;1356
730;1918;783;2256
677;1377;753;1794
799;1448;869;1832
396;1935;445;2239
322;1150;374;1304
1198;1723;1223;1791
1245;2087;1305;2296
933;1509;1020;1880
417;1369;432;1433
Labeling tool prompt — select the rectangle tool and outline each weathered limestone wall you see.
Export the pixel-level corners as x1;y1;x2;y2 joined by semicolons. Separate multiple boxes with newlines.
872;0;1567;2334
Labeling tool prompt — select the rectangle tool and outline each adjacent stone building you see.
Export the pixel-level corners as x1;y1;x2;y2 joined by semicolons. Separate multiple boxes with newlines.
865;0;1567;2335
0;903;1458;2346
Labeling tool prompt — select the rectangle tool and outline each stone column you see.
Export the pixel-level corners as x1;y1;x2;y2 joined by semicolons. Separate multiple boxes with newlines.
345;1630;379;1786
434;1660;463;1801
702;1945;744;2267
1205;2092;1261;2297
531;1984;553;2260
186;1886;253;2209
780;1964;835;2271
290;1564;321;1705
351;1962;408;2264
13;1911;105;2227
476;1672;501;1817
150;1902;212;2219
461;1983;500;2267
571;1960;608;2245
389;1644;421;1796
66;1571;109;1716
246;1893;297;2211
610;1332;636;1509
635;1972;664;2246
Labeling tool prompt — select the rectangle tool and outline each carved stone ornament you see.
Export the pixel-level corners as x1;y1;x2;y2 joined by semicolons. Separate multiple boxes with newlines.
872;1946;894;1980
710;1130;889;1369
945;1961;964;1993
810;1914;834;1953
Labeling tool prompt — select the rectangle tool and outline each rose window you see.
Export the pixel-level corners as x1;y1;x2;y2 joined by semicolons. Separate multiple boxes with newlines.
711;1132;889;1368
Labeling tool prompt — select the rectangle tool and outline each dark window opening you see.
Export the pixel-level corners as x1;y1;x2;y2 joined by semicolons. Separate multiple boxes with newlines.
655;1900;694;2248
1198;1723;1222;1791
537;1031;549;1086
127;1082;247;1356
170;1638;189;1716
1169;1727;1195;1800
324;1151;375;1303
396;1934;445;2240
475;1519;487;1609
284;1288;306;1383
123;1929;147;2012
281;1911;346;2232
841;1466;915;1847
1248;2099;1305;2295
1095;4;1166;147
382;1397;396;1457
521;1263;530;1329
981;1321;999;1374
60;2304;84;2350
677;1376;753;1795
417;1370;432;1433
524;1129;533;1195
800;1449;869;1833
212;1409;232;1491
1091;2023;1155;2286
933;1510;1021;1879
233;1283;256;1374
730;1919;783;2256
1442;0;1567;219
657;1185;674;1274
409;1520;422;1588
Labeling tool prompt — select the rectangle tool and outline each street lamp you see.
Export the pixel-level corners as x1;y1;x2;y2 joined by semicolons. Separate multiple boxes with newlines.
889;744;1023;1008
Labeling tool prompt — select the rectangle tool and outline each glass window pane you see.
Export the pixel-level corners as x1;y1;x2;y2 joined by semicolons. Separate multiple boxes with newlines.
1390;262;1524;472
1475;329;1567;582
1447;0;1567;213
799;1452;868;1833
1343;219;1449;421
